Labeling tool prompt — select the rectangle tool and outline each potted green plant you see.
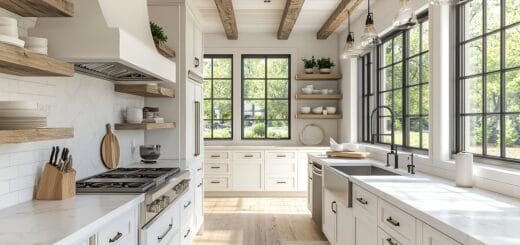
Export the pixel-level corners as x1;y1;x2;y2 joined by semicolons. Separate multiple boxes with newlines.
150;21;168;44
302;56;317;74
317;58;336;74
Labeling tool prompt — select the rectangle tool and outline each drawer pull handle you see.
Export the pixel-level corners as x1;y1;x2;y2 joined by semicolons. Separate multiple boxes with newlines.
211;166;221;169
184;228;191;238
184;201;192;208
276;154;287;157
276;181;287;184
356;197;368;205
109;232;123;243
210;181;221;184
386;238;398;245
157;224;173;242
197;182;203;187
211;155;221;158
386;216;400;227
244;154;254;158
197;167;203;171
331;201;337;214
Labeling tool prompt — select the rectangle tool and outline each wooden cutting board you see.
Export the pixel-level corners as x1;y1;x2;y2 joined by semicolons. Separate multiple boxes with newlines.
101;124;120;169
326;151;370;159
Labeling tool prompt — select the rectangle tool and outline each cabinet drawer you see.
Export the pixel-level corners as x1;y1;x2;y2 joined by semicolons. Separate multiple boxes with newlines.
233;152;262;159
180;189;194;223
378;227;411;245
378;199;416;241
205;161;229;174
206;152;228;159
141;202;180;245
205;176;230;191
265;160;296;175
265;177;296;191
352;184;378;220
97;207;137;245
266;152;296;159
180;217;194;245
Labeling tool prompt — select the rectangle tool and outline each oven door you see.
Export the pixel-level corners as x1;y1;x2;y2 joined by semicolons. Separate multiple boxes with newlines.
141;201;180;245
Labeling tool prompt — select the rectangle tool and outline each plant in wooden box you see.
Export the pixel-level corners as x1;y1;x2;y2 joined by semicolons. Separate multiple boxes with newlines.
317;58;335;74
150;21;168;44
302;56;317;74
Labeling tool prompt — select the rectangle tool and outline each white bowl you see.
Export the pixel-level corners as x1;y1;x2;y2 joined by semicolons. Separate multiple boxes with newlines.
301;107;311;114
305;85;314;89
312;107;323;114
301;87;313;94
0;34;24;47
312;89;321;94
321;89;329;95
326;107;337;114
23;36;48;47
342;143;360;152
0;26;18;37
328;89;334;94
26;47;48;55
0;17;17;27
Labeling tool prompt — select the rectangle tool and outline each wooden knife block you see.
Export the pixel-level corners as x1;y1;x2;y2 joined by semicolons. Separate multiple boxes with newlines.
36;163;76;200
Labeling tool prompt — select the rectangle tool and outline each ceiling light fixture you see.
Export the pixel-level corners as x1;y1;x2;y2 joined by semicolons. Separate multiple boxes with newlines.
359;0;381;50
341;11;359;59
393;0;417;30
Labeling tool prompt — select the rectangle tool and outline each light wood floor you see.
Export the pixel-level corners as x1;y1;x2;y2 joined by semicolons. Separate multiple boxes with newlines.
192;197;328;245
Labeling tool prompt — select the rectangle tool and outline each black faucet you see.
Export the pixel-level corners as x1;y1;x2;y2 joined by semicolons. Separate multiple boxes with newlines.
407;153;415;174
370;106;399;169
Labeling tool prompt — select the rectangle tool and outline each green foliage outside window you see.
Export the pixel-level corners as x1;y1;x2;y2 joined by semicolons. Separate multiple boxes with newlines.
203;56;233;139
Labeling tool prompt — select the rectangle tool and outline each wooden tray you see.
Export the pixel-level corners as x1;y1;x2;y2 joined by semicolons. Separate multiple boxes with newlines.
326;151;370;159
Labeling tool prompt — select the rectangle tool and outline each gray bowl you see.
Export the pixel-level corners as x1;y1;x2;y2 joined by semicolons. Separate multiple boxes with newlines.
140;145;161;163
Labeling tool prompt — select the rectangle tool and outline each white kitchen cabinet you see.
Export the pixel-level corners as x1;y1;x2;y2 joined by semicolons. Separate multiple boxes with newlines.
323;189;337;244
194;172;204;234
185;80;203;164
323;189;353;245
97;206;139;245
141;201;180;245
422;224;461;245
336;200;352;245
353;210;377;245
233;160;263;191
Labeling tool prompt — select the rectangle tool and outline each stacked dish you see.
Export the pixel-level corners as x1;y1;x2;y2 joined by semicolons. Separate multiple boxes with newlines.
0;17;25;48
0;101;47;129
23;36;48;55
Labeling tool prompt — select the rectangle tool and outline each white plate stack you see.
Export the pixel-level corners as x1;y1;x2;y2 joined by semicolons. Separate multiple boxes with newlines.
0;101;47;130
0;17;25;48
23;36;48;55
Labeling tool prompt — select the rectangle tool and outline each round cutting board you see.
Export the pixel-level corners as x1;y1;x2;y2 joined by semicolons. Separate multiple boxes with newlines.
101;124;120;169
300;123;325;146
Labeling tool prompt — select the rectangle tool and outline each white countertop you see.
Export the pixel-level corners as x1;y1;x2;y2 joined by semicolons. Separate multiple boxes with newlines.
0;194;144;245
205;145;330;150
311;155;520;245
128;159;183;168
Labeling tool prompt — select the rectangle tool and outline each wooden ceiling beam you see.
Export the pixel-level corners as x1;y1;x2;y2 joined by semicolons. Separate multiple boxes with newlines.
316;0;363;40
214;0;238;40
277;0;305;40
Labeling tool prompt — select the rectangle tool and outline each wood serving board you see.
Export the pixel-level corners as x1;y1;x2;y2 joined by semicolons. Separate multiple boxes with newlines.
326;151;370;159
100;124;120;169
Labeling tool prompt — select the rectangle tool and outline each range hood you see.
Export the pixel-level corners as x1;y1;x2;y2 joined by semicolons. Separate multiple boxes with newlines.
30;0;175;84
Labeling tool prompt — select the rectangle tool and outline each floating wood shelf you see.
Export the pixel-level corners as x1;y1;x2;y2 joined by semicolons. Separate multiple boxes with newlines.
0;0;74;17
154;40;176;58
115;84;175;98
295;73;342;81
296;94;342;100
296;114;342;119
0;42;74;77
0;128;74;144
115;122;176;130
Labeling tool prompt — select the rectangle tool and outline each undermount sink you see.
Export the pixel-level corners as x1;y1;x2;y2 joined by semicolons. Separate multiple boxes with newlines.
331;165;400;176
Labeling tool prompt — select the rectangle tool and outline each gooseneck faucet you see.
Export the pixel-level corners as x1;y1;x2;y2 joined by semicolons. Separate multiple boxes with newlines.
370;106;399;169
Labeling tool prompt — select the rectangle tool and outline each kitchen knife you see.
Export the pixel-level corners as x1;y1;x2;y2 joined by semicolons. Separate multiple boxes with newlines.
53;146;60;166
60;147;67;162
49;146;55;165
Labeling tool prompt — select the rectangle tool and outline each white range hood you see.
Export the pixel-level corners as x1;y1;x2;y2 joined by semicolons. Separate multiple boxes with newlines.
30;0;176;84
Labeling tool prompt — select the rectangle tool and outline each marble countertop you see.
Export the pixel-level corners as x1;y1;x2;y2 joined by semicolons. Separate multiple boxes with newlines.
0;194;144;245
311;155;520;245
205;145;330;150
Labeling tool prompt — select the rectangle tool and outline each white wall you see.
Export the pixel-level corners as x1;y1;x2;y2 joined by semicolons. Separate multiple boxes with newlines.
204;32;341;146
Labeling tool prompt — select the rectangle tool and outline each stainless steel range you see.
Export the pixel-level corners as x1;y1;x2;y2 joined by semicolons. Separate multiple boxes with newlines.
76;167;190;226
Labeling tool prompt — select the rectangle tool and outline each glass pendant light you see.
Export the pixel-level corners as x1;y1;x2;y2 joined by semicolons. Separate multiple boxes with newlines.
393;0;417;29
430;0;455;5
341;11;358;59
359;0;379;49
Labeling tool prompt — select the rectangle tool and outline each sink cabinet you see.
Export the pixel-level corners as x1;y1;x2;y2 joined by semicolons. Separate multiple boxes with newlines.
323;189;353;245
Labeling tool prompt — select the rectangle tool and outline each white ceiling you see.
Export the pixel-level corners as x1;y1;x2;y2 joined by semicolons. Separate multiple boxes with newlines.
192;0;373;35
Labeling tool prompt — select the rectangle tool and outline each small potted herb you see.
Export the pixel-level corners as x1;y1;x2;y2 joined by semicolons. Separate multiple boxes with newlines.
317;58;336;74
150;21;168;44
302;56;317;74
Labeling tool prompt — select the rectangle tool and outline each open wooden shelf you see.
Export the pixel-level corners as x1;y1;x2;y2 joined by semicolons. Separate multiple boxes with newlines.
0;0;74;17
115;84;175;98
115;122;176;131
154;41;176;58
296;94;342;100
0;42;74;77
296;114;342;119
295;73;342;81
0;128;74;144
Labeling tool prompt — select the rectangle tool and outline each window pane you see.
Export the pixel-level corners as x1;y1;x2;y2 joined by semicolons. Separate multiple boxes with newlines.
213;58;232;78
243;58;265;78
422;21;429;51
267;80;289;98
213;80;232;99
203;79;212;98
408;86;420;115
243;100;265;119
408;25;420;56
267;58;289;78
506;0;520;25
463;39;483;76
422;117;429;149
486;0;501;32
243;120;265;138
204;120;212;138
244;80;265;99
204;100;212;119
486;32;501;72
463;77;483;113
381;67;393;91
486;115;501;156
393;89;403;116
213;100;232;119
409;117;421;148
381;91;393;113
394;35;403;63
212;120;232;139
267;120;289;139
506;114;520;159
394;117;404;145
383;40;393;66
408;56;420;85
267;100;289;120
505;25;520;68
422;84;429;115
394;63;403;88
203;58;212;77
421;53;430;83
486;73;501;113
463;0;483;40
463;116;483;155
505;70;520;112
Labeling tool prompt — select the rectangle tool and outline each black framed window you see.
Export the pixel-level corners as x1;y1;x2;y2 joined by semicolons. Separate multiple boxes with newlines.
456;0;520;161
241;55;291;139
376;15;429;150
203;55;233;139
359;53;373;143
